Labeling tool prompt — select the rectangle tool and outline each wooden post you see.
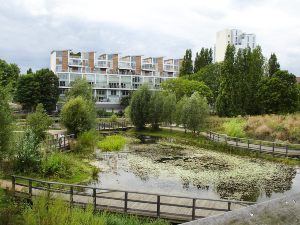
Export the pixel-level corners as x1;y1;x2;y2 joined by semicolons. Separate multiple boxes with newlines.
217;134;219;142
272;143;275;154
157;195;160;217
11;176;15;196
70;186;73;208
209;131;211;139
47;183;51;200
192;199;196;220
247;139;250;149
212;133;214;141
64;136;66;148
225;136;227;144
236;138;238;146
286;145;288;157
259;141;262;153
28;179;32;199
124;192;128;212
228;201;231;211
93;188;97;213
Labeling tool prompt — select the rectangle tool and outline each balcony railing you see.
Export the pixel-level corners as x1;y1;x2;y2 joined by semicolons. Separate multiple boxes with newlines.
142;63;156;70
119;61;135;70
95;60;112;68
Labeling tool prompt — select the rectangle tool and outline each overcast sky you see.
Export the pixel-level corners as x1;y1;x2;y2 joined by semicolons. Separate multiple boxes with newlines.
0;0;299;75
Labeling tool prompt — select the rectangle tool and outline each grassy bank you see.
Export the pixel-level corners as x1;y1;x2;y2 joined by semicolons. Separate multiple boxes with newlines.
97;135;127;151
129;128;300;166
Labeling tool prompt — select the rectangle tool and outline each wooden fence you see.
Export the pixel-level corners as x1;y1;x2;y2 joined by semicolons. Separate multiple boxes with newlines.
11;175;254;223
208;131;300;157
97;121;133;131
46;134;75;150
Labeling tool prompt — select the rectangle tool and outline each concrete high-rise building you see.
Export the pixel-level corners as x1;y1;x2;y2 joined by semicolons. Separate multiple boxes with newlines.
50;50;182;111
214;29;256;62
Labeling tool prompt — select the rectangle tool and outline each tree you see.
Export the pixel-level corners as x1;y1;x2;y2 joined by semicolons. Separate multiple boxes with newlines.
194;48;213;73
66;77;93;101
120;92;132;108
27;103;52;142
60;97;96;136
15;69;59;112
0;59;20;88
257;70;299;114
185;92;209;134
35;69;59;113
0;87;13;160
129;85;151;130
179;49;193;76
268;53;280;77
161;78;212;101
148;91;164;130
27;68;33;74
162;93;176;128
175;96;189;132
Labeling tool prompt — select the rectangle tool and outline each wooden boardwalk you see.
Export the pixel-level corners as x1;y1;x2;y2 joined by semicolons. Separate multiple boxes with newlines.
11;176;254;223
97;121;134;131
207;131;300;157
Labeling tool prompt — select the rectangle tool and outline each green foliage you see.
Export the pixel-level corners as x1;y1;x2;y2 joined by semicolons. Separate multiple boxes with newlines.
22;196;169;225
175;96;189;130
97;109;113;117
179;49;193;76
97;135;127;151
0;189;23;225
148;91;164;130
27;103;52;142
60;96;96;136
223;118;246;137
0;59;20;88
129;85;151;130
162;93;176;126
268;53;280;76
257;70;299;114
120;92;132;108
66;77;93;101
194;48;213;73
15;69;59;112
0;87;13;161
15;129;41;173
110;113;118;122
71;130;98;153
161;78;212;101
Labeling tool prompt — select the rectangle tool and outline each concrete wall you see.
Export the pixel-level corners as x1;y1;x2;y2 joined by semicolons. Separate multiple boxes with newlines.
182;193;300;225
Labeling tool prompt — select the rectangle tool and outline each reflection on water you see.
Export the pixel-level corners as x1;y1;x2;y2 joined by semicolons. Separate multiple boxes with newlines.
90;135;299;203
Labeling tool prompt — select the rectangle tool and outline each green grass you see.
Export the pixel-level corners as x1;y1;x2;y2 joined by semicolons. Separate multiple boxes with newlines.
129;128;300;166
223;117;246;137
97;135;127;151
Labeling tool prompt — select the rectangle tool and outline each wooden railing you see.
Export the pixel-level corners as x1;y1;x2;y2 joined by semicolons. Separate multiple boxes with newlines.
97;121;133;131
208;131;300;157
46;134;75;150
11;175;254;223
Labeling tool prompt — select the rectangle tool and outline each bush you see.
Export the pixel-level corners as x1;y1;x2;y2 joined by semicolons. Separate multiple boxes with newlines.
97;109;113;118
223;117;246;137
110;114;118;122
60;97;96;136
71;130;98;153
97;135;126;151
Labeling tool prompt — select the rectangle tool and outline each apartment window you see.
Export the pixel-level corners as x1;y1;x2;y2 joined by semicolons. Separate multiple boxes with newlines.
97;90;105;95
109;82;119;88
111;90;117;96
122;90;129;96
132;77;141;83
59;81;66;86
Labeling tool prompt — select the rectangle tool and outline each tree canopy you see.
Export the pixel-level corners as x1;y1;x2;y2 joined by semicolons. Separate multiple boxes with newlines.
0;59;20;88
194;48;213;73
66;77;94;101
179;49;193;76
268;53;280;77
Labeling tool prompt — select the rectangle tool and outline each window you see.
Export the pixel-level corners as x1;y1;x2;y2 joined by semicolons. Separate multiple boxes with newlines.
59;81;66;86
111;90;117;96
122;90;129;96
97;90;105;95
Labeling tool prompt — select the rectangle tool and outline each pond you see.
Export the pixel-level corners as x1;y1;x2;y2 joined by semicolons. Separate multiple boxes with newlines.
89;135;300;203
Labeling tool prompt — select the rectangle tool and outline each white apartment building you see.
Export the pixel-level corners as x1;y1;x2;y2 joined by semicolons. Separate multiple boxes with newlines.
214;29;256;62
50;50;182;111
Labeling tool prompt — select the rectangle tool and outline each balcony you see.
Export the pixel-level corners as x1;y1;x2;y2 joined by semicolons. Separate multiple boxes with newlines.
163;65;175;72
69;59;83;67
142;63;156;71
95;60;112;68
119;61;135;70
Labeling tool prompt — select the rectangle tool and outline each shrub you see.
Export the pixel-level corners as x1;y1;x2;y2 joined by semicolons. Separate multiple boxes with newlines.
97;109;113;118
223;118;246;137
71;130;98;153
110;114;118;122
97;135;126;151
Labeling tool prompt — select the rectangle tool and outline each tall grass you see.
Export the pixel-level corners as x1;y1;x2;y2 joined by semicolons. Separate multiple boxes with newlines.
97;135;126;151
23;197;169;225
223;117;246;138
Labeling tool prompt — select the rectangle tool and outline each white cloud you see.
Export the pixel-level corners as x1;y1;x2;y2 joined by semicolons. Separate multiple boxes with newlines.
0;0;299;75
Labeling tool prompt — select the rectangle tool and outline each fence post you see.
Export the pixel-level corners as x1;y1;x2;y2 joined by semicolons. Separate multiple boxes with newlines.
259;141;262;153
192;199;196;220
70;186;73;208
47;183;51;200
93;188;97;213
12;176;15;196
212;133;214;141
28;179;32;200
272;143;275;154
286;145;288;157
124;192;128;212
228;201;231;211
247;139;250;149
64;136;66;148
157;195;160;218
217;134;219;142
209;131;211;139
236;138;238;146
225;136;227;144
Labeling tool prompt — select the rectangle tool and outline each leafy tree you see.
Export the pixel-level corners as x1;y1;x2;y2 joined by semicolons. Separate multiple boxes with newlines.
179;49;193;76
129;85;151;130
268;53;280;77
162;93;176;128
148;91;164;130
35;69;59;113
194;48;213;73
161;78;212;101
257;70;299;113
185;92;209;133
175;96;189;132
60;97;96;136
0;87;13;160
15;129;41;173
27;104;52;142
27;68;33;74
66;77;93;101
0;59;20;88
120;92;132;108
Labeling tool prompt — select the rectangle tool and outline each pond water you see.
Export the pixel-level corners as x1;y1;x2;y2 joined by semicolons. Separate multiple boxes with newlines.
89;135;300;203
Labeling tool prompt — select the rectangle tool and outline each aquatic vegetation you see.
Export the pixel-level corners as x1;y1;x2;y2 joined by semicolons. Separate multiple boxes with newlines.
127;140;296;201
97;135;127;151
